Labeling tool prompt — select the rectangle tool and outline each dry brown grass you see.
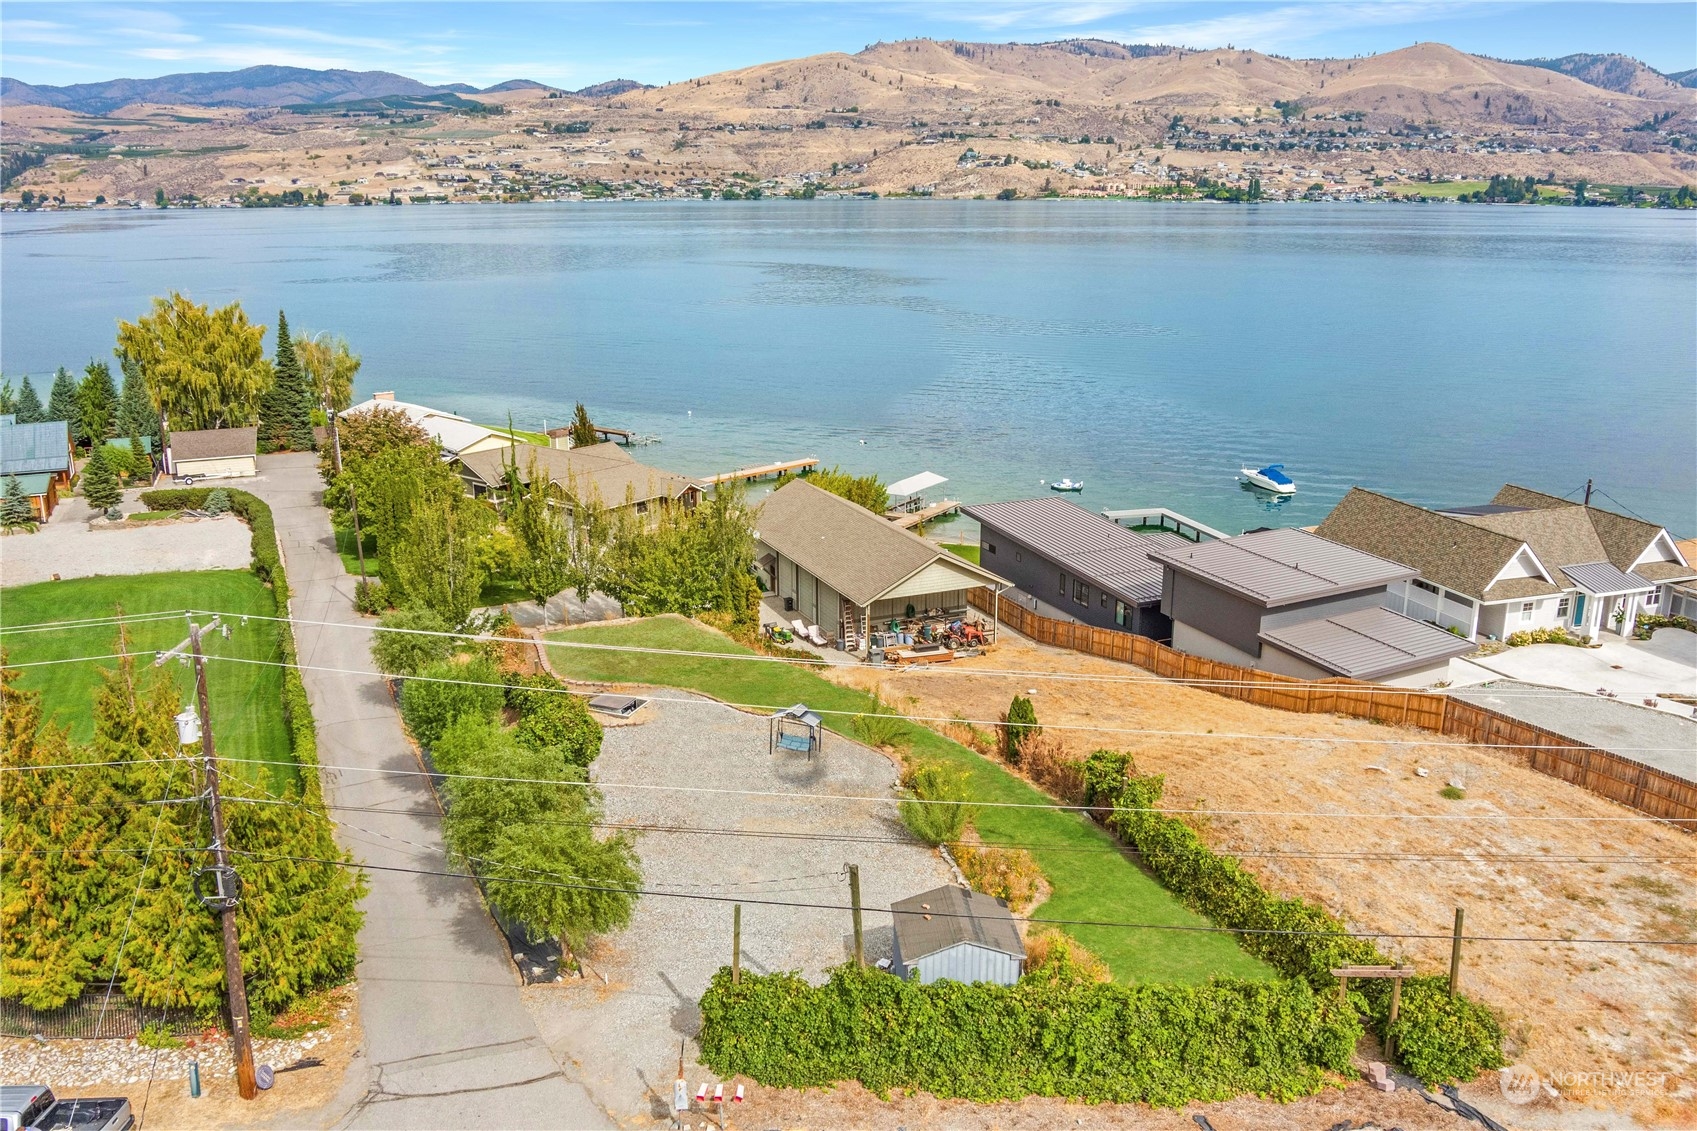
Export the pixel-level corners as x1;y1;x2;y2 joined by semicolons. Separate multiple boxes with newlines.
824;633;1697;1123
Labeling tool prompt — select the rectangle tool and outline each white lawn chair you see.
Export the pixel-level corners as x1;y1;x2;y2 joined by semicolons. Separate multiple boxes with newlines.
806;624;828;647
792;618;810;639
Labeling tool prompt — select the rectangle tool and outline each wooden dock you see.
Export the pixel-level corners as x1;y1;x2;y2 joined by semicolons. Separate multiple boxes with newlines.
885;498;961;528
698;457;819;487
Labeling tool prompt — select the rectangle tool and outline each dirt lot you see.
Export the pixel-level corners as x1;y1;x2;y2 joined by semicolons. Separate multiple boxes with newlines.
522;693;954;1127
825;632;1697;1130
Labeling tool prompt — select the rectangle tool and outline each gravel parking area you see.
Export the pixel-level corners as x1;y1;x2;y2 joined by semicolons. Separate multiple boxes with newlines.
0;491;251;587
523;693;952;1127
1451;679;1697;783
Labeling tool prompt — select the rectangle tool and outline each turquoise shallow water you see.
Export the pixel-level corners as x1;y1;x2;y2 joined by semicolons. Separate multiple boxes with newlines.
3;202;1693;534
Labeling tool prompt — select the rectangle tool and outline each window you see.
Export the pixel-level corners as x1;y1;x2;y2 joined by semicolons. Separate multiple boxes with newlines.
1556;597;1570;620
635;500;648;514
1015;551;1022;562
1645;590;1659;607
1101;592;1109;608
1059;571;1067;596
1073;579;1089;606
1521;602;1535;620
986;542;996;555
1413;579;1440;595
1115;600;1128;626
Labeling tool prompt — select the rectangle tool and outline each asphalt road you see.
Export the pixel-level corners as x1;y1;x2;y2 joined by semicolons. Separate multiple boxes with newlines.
248;454;610;1130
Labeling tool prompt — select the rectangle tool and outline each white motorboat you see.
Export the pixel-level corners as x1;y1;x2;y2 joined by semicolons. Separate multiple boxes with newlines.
1239;464;1296;494
1049;478;1084;493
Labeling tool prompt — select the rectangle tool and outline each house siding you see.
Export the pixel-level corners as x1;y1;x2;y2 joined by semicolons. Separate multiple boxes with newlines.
981;532;1164;637
173;454;256;480
1162;568;1267;657
898;942;1022;986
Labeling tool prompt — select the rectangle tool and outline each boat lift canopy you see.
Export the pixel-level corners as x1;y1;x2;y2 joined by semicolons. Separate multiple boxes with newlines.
886;471;948;499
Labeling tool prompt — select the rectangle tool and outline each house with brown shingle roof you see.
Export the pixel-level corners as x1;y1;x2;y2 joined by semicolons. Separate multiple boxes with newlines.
1317;486;1694;641
454;440;702;519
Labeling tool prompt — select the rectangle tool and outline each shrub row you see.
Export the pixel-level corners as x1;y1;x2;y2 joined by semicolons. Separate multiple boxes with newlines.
698;964;1359;1105
1080;751;1504;1085
142;487;321;799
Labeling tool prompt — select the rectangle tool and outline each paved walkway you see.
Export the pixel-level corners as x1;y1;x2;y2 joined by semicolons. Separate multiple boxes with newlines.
1;489;251;587
247;454;609;1131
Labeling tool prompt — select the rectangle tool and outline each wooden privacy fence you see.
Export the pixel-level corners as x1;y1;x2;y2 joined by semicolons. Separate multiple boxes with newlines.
969;588;1696;827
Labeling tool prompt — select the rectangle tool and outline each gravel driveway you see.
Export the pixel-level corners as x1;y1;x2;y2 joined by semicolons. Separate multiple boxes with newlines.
0;490;251;587
524;693;952;1127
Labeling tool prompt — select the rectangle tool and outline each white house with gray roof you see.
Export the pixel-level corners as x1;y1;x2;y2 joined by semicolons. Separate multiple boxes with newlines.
1148;527;1476;685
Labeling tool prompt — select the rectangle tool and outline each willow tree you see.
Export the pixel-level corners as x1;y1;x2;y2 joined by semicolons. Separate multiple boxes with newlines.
506;451;573;609
295;330;361;414
115;293;272;432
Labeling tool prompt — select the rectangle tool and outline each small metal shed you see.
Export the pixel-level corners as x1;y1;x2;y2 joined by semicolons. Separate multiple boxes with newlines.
769;703;822;759
889;884;1025;986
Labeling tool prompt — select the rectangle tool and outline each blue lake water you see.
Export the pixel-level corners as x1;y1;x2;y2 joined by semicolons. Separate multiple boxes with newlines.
4;202;1693;534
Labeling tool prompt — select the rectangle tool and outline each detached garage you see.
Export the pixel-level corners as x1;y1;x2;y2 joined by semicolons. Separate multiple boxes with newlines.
166;426;258;482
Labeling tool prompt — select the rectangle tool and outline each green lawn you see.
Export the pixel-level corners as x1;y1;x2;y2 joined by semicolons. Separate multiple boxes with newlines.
543;616;1273;985
939;542;981;565
1;572;298;792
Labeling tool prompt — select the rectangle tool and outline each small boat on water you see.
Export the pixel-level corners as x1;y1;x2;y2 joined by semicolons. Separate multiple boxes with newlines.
1049;478;1084;493
1240;463;1296;494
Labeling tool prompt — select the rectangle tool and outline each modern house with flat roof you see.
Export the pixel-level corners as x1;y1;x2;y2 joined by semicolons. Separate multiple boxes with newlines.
755;479;1007;649
0;417;73;519
165;426;258;481
455;440;701;517
889;885;1025;986
1148;527;1476;685
962;497;1182;639
1317;485;1694;640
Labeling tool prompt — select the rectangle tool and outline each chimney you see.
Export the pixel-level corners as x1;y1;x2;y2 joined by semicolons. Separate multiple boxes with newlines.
373;391;395;401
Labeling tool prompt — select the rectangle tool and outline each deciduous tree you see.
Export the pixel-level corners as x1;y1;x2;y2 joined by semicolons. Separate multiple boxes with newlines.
115;293;272;431
387;496;492;627
507;451;573;609
295;331;361;414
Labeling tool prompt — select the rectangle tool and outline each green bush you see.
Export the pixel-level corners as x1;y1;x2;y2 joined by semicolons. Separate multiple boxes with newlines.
897;762;976;846
507;672;602;768
399;656;503;749
1003;694;1039;763
1389;978;1506;1084
430;712;511;777
137;1021;185;1050
1081;751;1503;1084
354;579;391;616
371;606;453;676
850;690;910;750
698;964;1359;1105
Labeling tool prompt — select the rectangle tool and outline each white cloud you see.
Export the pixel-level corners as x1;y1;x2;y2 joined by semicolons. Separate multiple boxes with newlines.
920;2;1148;32
220;24;410;53
127;44;361;70
2;18;93;46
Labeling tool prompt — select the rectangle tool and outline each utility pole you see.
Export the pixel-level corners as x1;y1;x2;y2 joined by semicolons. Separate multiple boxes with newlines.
1448;907;1465;995
731;904;742;985
848;864;863;966
347;482;368;582
1583;478;1593;506
188;622;258;1100
328;406;343;476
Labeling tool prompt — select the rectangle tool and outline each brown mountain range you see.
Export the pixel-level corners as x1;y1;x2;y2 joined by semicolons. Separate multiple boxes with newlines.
4;40;1692;206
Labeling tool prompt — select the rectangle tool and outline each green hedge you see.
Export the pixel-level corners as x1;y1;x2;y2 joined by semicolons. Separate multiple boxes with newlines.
698;964;1359;1105
1081;752;1504;1085
140;487;320;801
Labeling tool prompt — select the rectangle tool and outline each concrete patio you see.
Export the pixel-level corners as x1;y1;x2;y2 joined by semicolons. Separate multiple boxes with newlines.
1451;627;1697;720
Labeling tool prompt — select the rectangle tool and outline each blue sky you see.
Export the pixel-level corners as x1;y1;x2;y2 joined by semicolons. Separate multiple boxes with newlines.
5;2;1694;89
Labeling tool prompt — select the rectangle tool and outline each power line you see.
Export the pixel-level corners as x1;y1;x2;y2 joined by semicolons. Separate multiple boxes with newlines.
203;752;1691;823
222;846;1697;949
192;650;1697;754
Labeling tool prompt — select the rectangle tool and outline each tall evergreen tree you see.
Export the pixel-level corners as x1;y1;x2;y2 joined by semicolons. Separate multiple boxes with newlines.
115;352;162;446
46;368;82;444
78;361;119;445
258;311;316;452
568;402;601;448
81;446;121;511
1;476;37;530
13;375;45;423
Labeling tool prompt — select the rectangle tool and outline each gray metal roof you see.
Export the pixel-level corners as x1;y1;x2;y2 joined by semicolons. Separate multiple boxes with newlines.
1149;526;1416;607
0;420;71;476
1259;606;1478;680
891;884;1025;962
1561;561;1653;596
963;497;1169;606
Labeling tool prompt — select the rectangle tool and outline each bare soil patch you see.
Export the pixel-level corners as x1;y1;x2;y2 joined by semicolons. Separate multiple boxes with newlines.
822;632;1697;1127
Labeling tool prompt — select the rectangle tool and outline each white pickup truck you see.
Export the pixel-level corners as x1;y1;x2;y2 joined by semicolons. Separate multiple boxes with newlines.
0;1086;133;1131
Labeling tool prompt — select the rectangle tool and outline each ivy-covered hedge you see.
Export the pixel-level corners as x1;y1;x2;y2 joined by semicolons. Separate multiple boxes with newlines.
140;488;320;800
699;965;1359;1105
1081;752;1504;1085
